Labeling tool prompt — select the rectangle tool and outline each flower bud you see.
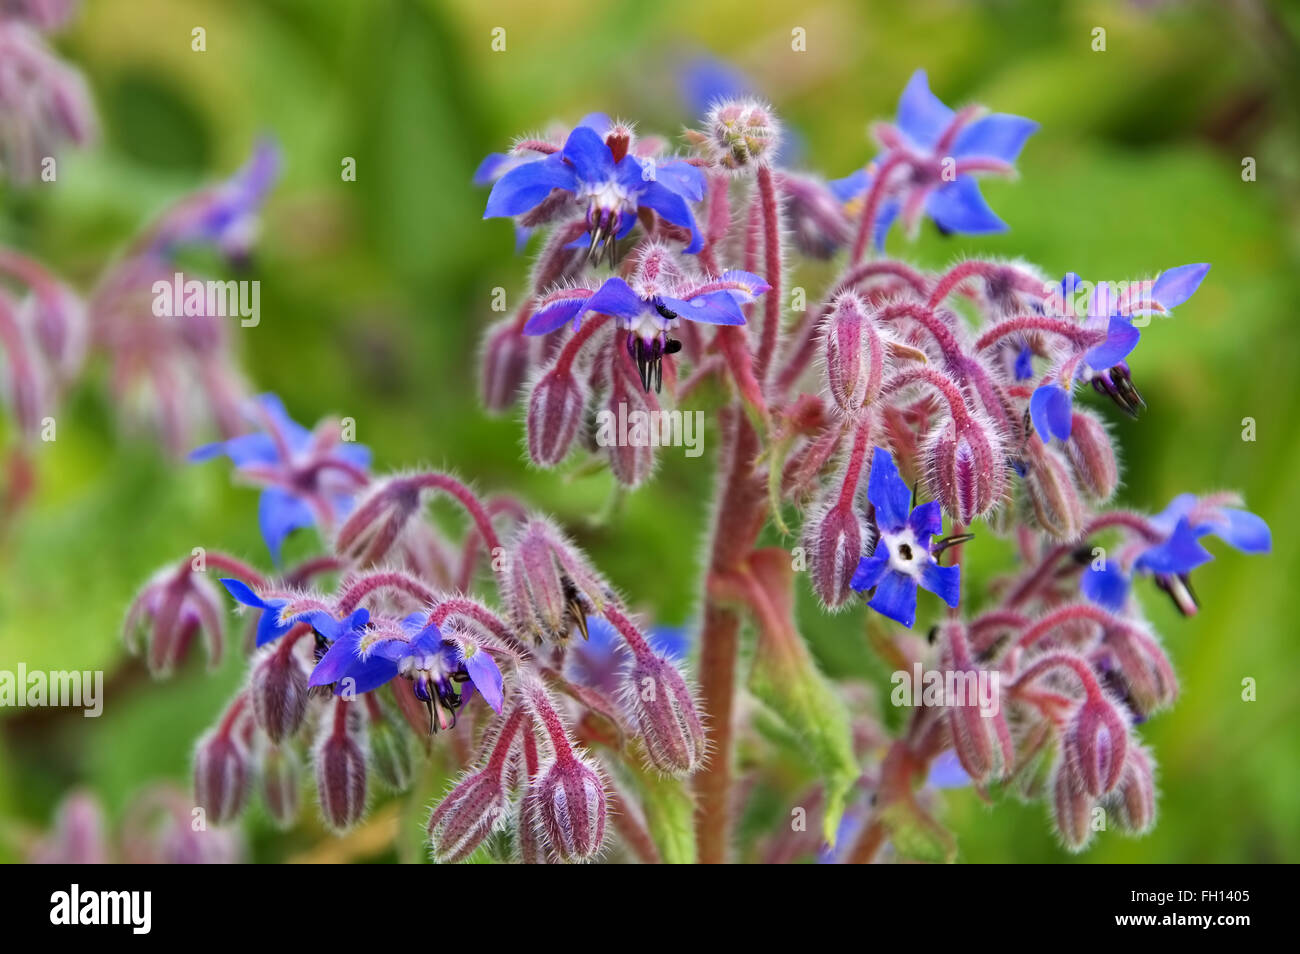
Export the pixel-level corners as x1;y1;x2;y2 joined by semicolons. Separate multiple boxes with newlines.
704;99;780;170
1051;758;1096;852
526;366;587;466
621;650;706;775
314;702;368;832
527;754;608;863
479;315;531;413
602;352;657;488
194;728;250;826
780;173;852;260
925;415;1005;525
1065;410;1118;501
29;791;108;864
936;623;1014;784
258;742;301;829
249;645;309;743
333;477;422;566
505;518;610;643
822;293;886;417
1022;440;1084;541
124;566;226;677
1100;624;1178;717
1109;744;1157;835
801;493;870;610
1062;696;1129;798
368;715;415;792
427;768;509;863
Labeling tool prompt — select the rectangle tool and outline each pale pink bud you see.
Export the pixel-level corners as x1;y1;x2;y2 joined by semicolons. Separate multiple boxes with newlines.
1109;744;1157;835
621;650;706;776
1022;440;1084;541
427;769;509;862
822;293;885;417
801;493;870;609
1052;758;1096;852
527;754;608;862
1100;625;1178;717
249;645;309;743
1062;696;1129;798
368;715;414;792
1065;410;1118;501
314;702;368;832
29;791;108;864
526;366;587;466
703;98;780;171
479;315;531;413
124;566;225;677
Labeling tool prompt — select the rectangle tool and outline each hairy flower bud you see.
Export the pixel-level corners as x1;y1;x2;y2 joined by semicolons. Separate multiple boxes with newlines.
428;769;509;863
1062;696;1129;798
1022;440;1084;541
925;414;1005;525
249;644;309;743
801;493;870;609
194;727;250;826
314;702;368;832
29;791;108;864
259;742;300;829
1051;758;1095;852
1099;624;1178;717
527;754;608;863
937;623;1013;784
504;518;610;643
1065;410;1118;501
124;566;225;677
603;352;657;488
480;315;531;413
526;366;587;466
822;293;885;417
703;99;779;170
1109;744;1157;835
621;649;706;775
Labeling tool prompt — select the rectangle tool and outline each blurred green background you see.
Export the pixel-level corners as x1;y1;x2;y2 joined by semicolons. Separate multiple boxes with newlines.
1;0;1298;862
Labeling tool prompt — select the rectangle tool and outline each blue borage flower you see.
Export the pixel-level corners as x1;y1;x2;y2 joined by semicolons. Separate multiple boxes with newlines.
569;614;688;696
850;447;962;628
484;124;706;265
830;69;1038;244
220;578;293;647
1029;264;1210;442
1082;494;1270;615
526;252;768;391
190;393;371;563
307;610;504;731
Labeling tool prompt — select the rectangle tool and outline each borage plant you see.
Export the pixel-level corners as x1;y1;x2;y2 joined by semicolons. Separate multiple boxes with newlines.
131;69;1269;863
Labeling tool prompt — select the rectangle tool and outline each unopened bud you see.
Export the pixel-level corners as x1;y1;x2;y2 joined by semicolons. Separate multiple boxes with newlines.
314;702;368;832
249;645;309;743
1063;697;1129;798
925;415;1005;525
1109;744;1157;835
822;293;886;417
527;754;608;863
1101;625;1178;717
505;518;610;643
427;768;509;863
1065;410;1118;501
802;494;870;609
259;742;301;829
480;315;531;413
1022;440;1084;541
526;366;587;466
622;650;706;775
1051;758;1095;852
704;99;780;170
194;728;250;825
937;623;1013;784
604;354;657;488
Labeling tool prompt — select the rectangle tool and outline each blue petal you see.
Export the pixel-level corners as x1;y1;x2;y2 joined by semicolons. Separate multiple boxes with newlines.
464;649;505;713
338;655;399;695
1030;385;1073;442
1084;317;1140;371
868;571;919;628
951;114;1038;163
1081;562;1130;611
583;615;620;655
576;112;613;135
867;447;911;532
874;199;900;250
925;177;1007;234
189;432;279;467
584;277;648;321
920;561;961;608
1151;263;1210;310
850;552;889;592
717;269;770;299
1211;509;1271;554
907;500;944;543
561;126;615;184
679;57;752;116
927;750;972;789
254;394;312;451
637;181;703;253
648;625;689;661
220;577;268;610
484;154;576;218
337;441;372;471
660;291;746;326
524;293;591;335
258;487;316;564
309;633;362;686
1014;344;1035;380
895;69;954;149
654;160;706;202
473;152;512;186
828;168;870;202
1135;518;1214;575
1151;493;1197;536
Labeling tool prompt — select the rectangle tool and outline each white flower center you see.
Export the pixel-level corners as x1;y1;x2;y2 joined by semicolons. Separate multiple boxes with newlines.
883;527;925;581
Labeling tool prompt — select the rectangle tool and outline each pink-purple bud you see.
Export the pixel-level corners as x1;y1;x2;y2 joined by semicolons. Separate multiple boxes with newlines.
527;754;608;863
28;791;108;864
703;99;780;171
124;566;226;677
480;315;531;413
1109;744;1157;835
937;623;1013;785
314;701;368;832
1062;696;1129;798
1100;625;1178;717
504;518;609;643
428;769;510;863
822;293;886;417
258;742;300;829
1065;410;1118;501
1022;440;1084;541
621;649;706;776
603;353;658;488
801;491;870;609
194;726;251;826
1051;757;1095;852
925;415;1005;525
526;366;587;466
249;644;309;743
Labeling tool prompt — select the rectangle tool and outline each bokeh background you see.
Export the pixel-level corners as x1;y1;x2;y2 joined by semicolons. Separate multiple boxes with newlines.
2;0;1298;862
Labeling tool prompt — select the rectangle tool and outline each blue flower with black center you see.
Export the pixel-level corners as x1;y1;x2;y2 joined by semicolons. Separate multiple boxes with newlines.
850;447;962;628
484;124;705;264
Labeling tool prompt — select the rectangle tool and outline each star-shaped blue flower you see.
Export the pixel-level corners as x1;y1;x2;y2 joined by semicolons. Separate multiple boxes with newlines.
484;125;705;260
850;447;961;628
